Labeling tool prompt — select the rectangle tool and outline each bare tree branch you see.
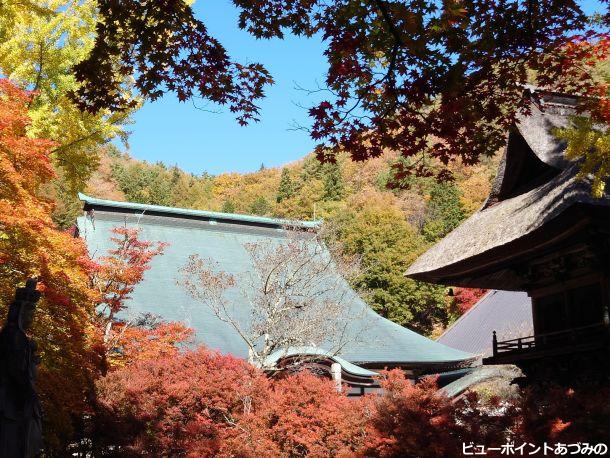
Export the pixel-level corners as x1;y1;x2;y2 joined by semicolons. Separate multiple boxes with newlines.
180;226;365;371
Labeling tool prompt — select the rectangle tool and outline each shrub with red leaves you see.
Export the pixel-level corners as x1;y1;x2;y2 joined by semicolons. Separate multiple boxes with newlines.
224;371;365;457
360;369;518;458
94;347;269;456
93;353;609;457
94;351;366;457
516;382;610;444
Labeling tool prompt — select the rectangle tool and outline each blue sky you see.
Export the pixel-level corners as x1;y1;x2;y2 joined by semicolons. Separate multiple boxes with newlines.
126;0;327;176
125;0;606;176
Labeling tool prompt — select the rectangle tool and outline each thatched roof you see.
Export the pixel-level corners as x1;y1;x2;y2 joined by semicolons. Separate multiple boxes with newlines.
513;90;576;169
406;90;610;289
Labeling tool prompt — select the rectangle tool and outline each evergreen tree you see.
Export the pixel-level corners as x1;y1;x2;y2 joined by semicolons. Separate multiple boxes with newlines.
222;200;236;213
330;192;448;336
276;168;296;203
249;196;270;215
422;182;465;243
322;163;344;202
300;155;324;181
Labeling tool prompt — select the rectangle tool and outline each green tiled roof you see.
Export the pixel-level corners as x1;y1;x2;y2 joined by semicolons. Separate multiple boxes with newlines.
78;194;474;368
78;193;320;229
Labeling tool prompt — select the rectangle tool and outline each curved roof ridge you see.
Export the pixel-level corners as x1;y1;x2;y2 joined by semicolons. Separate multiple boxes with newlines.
79;193;321;229
264;347;379;377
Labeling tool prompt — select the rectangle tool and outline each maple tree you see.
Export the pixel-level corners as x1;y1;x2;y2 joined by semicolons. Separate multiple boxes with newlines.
0;78;99;451
71;0;273;126
88;225;168;371
515;381;610;444
89;313;610;458
93;347;270;456
94;347;366;457
71;0;609;180
451;287;488;315
361;369;518;458
129;323;193;361
0;79;180;452
99;353;588;457
223;371;365;457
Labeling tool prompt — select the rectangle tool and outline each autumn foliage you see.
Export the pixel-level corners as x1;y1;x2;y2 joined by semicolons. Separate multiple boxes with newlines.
117;320;193;364
0;80;181;451
94;348;364;457
94;353;527;458
72;0;273;125
452;287;488;315
517;382;610;444
72;0;609;181
88;225;168;370
92;226;167;319
360;370;517;458
94;347;270;456
223;371;365;457
95;349;610;458
0;79;99;449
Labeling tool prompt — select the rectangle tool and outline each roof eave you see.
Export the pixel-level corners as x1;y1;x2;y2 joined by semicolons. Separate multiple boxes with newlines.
405;204;599;289
79;193;322;230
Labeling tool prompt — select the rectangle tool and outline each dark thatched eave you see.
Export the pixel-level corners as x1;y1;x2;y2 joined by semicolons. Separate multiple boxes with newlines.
405;166;610;289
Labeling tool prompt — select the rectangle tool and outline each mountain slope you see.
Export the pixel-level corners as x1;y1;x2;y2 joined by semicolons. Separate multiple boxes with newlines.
70;146;498;336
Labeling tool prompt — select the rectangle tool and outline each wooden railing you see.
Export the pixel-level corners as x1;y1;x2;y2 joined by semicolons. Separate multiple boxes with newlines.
491;322;609;358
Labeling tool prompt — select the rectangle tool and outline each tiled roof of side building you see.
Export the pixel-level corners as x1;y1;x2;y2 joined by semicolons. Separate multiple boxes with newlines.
437;290;533;357
78;194;475;370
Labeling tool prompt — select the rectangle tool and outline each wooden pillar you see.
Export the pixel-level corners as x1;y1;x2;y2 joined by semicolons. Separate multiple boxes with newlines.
331;363;342;392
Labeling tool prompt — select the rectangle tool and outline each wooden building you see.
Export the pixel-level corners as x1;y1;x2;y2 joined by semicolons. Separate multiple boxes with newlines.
406;90;610;381
78;193;475;394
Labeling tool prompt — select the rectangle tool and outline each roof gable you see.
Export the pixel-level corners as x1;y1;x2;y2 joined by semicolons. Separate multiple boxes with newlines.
485;90;579;208
485;130;559;208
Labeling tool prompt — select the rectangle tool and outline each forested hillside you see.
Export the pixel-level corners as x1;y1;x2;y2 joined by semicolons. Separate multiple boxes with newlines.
63;147;497;337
